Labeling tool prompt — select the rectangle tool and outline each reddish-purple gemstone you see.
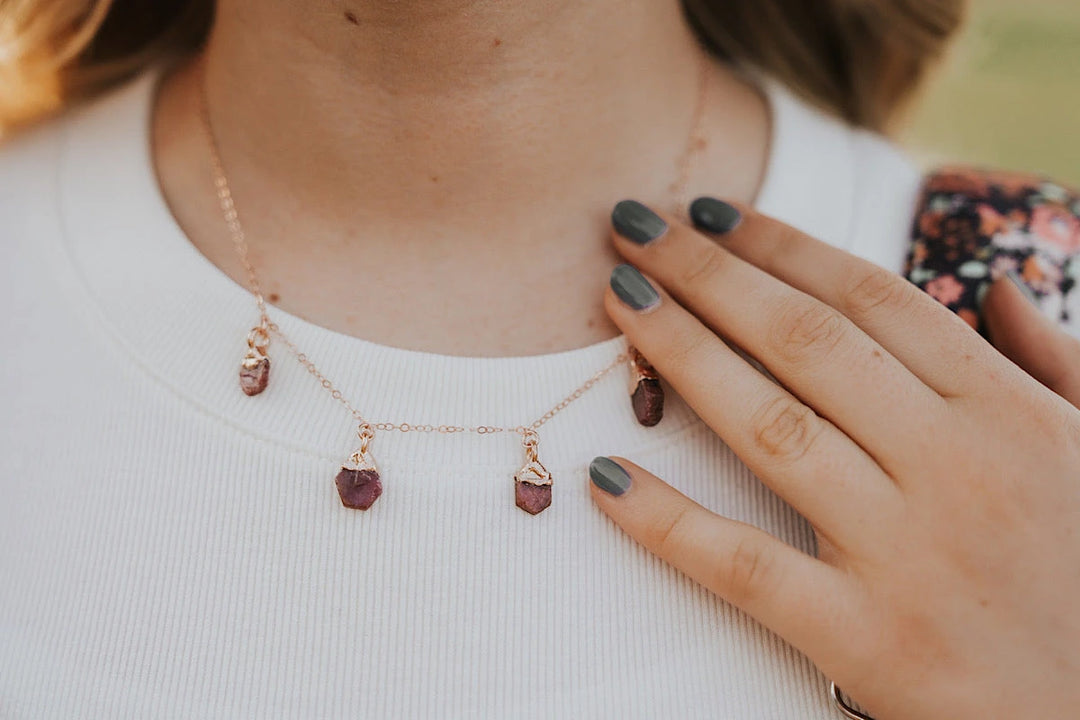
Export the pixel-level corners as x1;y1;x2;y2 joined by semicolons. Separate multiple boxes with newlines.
515;480;551;515
335;468;382;510
239;356;270;396
631;377;664;426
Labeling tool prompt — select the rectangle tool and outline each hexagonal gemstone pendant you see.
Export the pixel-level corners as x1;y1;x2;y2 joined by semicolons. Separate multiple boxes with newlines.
514;461;552;515
514;430;551;514
335;467;382;510
337;423;381;510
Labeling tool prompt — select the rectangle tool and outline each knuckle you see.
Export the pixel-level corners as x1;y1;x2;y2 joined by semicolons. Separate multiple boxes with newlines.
663;327;714;377
751;395;823;462
769;299;848;362
680;243;731;290
841;266;918;321
722;537;773;605
648;503;692;559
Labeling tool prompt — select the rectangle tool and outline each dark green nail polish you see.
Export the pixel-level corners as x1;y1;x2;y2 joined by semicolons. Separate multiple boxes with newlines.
610;264;660;311
590;456;632;496
1005;269;1040;306
612;199;668;245
689;196;742;234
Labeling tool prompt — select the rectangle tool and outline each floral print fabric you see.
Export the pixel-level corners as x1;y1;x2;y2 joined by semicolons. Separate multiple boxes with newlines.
904;166;1080;335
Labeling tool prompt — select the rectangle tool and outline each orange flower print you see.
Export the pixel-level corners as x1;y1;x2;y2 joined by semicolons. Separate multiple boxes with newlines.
919;211;943;238
912;241;929;266
925;274;965;307
1022;255;1045;284
977;205;1009;236
1030;205;1080;253
908;167;1079;337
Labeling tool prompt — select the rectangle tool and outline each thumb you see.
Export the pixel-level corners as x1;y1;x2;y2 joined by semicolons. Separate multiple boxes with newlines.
982;270;1080;407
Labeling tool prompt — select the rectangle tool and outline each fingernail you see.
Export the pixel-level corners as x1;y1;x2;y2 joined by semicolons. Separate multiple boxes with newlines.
610;263;660;311
612;199;668;245
1005;269;1040;307
689;196;742;235
589;456;632;496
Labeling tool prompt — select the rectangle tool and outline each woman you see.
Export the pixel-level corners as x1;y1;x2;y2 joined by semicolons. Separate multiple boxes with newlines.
1;1;1077;718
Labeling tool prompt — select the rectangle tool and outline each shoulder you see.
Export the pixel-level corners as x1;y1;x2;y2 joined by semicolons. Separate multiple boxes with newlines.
754;78;922;273
905;165;1080;330
0;113;67;240
846;129;923;272
0;71;157;260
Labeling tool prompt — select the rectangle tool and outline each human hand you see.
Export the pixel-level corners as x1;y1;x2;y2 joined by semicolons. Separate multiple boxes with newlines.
589;198;1080;720
981;271;1080;407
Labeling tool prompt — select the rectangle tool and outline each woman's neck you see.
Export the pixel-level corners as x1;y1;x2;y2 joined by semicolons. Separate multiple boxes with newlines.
152;0;770;355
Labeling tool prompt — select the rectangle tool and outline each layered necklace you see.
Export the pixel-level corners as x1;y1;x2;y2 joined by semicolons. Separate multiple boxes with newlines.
199;50;712;515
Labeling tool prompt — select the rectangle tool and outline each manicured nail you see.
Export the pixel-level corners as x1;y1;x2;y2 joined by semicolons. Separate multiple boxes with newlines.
689;196;742;234
610;263;660;311
590;456;632;496
612;199;668;245
1005;269;1039;307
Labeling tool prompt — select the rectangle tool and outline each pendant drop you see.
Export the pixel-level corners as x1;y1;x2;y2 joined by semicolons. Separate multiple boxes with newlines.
239;324;271;396
335;423;382;510
628;345;664;426
514;429;552;515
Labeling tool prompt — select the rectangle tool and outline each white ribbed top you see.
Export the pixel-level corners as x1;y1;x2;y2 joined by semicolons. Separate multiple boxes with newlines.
0;68;921;719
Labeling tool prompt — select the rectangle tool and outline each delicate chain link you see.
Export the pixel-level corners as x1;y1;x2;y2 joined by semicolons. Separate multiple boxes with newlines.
199;48;711;438
669;47;712;220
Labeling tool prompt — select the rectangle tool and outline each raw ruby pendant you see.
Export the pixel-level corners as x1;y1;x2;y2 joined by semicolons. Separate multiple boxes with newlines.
514;430;552;515
628;345;664;426
337;423;381;510
335;467;382;510
239;353;270;395
239;323;272;396
631;377;663;426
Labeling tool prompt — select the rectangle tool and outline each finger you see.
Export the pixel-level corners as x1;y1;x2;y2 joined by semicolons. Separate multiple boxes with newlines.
610;201;944;477
587;454;859;660
982;271;1080;407
605;264;901;543
686;197;1018;398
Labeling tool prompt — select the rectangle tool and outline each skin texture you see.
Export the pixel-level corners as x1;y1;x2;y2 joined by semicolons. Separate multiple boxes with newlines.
148;3;1080;715
151;0;769;356
983;276;1080;403
591;201;1080;719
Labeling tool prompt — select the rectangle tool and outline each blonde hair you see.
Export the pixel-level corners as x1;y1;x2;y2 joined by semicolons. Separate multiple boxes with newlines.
0;0;965;134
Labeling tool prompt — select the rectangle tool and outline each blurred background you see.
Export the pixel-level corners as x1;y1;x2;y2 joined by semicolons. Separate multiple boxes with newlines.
903;0;1080;187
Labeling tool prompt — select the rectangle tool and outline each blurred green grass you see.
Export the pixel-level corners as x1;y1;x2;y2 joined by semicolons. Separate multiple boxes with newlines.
903;0;1080;188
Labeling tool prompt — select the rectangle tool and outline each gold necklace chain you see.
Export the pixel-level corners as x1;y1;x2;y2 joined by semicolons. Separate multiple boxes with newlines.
198;47;710;454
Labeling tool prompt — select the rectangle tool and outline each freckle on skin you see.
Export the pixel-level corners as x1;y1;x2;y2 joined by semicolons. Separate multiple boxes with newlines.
430;175;439;183
344;10;359;25
493;38;502;47
268;292;280;302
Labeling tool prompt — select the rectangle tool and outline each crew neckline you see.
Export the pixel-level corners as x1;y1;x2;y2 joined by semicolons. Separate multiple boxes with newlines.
54;63;856;471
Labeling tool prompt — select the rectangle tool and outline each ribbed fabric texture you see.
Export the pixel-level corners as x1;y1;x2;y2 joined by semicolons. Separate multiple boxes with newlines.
0;69;921;719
